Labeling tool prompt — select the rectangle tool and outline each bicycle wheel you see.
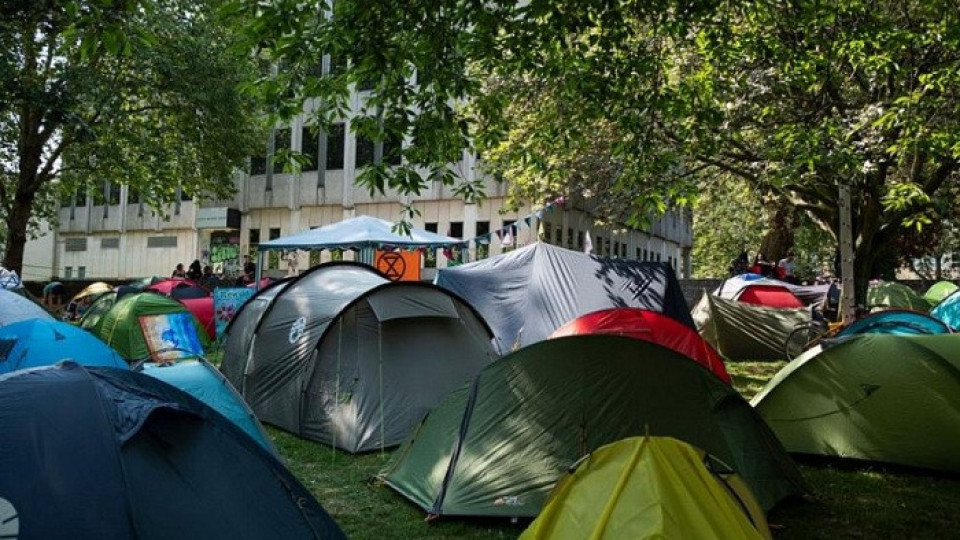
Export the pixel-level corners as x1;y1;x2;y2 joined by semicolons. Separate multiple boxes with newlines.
784;322;827;361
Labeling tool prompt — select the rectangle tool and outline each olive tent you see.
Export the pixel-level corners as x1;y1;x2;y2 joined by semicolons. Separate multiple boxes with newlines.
752;334;960;473
79;290;118;330
520;437;771;540
549;307;731;384
924;280;959;305
0;319;127;375
435;242;694;351
0;288;54;326
378;336;806;517
0;362;345;540
835;309;951;337
220;262;497;453
691;293;812;361
866;281;931;312
91;292;211;361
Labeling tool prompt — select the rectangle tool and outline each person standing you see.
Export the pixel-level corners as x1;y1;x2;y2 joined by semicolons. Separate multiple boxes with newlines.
778;253;798;283
187;259;202;281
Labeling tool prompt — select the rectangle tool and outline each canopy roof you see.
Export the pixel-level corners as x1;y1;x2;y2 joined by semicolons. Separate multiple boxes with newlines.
258;215;463;251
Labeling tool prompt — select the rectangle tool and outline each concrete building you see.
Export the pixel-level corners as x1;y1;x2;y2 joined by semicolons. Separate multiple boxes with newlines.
30;96;693;281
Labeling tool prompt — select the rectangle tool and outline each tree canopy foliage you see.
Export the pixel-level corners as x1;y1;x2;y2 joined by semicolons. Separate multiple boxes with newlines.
0;0;263;272
238;0;960;290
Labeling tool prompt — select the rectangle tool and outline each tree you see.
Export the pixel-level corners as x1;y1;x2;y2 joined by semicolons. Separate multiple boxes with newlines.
0;0;263;273
236;0;960;301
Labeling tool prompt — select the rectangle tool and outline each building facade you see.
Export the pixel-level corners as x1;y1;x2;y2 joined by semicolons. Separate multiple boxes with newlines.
30;97;693;281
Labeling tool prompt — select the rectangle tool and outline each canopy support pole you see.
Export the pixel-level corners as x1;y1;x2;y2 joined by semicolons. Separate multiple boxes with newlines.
255;250;264;291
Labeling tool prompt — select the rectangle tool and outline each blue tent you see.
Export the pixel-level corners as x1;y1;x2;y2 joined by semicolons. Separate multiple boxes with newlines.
0;288;53;326
136;358;276;453
839;309;952;337
0;319;126;374
0;362;345;540
931;290;960;330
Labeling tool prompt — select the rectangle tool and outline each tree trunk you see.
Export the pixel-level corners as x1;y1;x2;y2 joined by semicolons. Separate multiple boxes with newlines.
3;193;35;275
758;204;794;262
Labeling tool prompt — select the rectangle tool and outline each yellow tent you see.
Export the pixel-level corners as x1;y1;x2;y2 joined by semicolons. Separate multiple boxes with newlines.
520;436;772;540
70;281;113;303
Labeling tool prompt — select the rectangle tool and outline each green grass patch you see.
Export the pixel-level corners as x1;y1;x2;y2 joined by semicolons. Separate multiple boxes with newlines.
266;359;960;539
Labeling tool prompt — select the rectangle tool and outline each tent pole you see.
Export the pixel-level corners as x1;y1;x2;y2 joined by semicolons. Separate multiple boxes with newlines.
255;250;264;291
379;320;385;456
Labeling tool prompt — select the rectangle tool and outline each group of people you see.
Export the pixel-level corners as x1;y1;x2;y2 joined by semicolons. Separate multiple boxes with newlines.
729;248;798;283
171;255;257;289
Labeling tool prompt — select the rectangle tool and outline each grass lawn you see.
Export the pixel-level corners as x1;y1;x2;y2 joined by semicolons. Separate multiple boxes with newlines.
266;360;960;539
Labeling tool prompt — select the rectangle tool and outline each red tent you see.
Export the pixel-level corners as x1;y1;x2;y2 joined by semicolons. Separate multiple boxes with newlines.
735;284;803;309
146;278;201;296
178;297;215;340
550;308;731;384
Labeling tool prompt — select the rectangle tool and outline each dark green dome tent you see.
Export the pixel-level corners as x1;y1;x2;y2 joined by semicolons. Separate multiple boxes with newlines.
79;290;118;330
0;362;344;539
691;293;812;361
752;334;960;473
220;262;497;453
378;335;806;517
92;292;210;361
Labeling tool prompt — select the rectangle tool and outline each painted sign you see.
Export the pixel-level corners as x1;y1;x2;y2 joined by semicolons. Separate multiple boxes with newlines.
138;312;205;362
374;250;421;281
213;287;255;338
196;207;241;229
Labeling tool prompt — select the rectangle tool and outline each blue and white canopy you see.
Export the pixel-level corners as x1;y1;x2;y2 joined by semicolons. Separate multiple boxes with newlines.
257;215;464;251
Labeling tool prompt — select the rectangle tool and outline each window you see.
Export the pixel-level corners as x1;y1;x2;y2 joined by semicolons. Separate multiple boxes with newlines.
424;222;438;268
77;266;86;280
301;126;319;172
355;135;375;168
383;133;402;166
553;226;562;246
329;55;346;76
180;186;192;202
108;182;121;205
358;75;376;92
636;247;642;260
249;229;261;259
65;238;88;252
267;228;282;269
76;189;87;207
643;249;648;261
620;242;626;258
250;155;267;175
577;231;584;251
127;187;139;204
101;238;119;249
595;236;603;254
613;241;619;258
326;123;345;170
272;129;291;174
476;221;490;259
543;223;552;243
60;195;71;208
64;266;72;279
146;236;178;248
567;228;574;249
448;222;463;239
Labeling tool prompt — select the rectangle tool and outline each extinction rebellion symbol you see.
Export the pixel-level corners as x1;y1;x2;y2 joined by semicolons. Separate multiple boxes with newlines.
376;251;406;281
289;316;307;344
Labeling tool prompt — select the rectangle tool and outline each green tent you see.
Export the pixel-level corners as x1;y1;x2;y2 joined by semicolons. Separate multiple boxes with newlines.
866;281;931;312
378;336;806;517
691;293;811;361
924;280;959;305
520;436;771;540
92;292;210;361
79;291;118;330
752;334;960;473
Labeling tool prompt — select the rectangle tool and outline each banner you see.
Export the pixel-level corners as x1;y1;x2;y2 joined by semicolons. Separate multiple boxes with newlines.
213;287;256;338
374;250;421;281
138;312;205;362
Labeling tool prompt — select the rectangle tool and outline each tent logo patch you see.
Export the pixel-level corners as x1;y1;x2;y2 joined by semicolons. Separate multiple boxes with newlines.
494;495;523;506
289;316;307;344
0;497;18;538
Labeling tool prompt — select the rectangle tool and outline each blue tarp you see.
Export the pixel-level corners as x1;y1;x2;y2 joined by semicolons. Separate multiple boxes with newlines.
931;291;960;330
0;363;345;540
257;215;463;251
0;319;127;374
138;359;276;454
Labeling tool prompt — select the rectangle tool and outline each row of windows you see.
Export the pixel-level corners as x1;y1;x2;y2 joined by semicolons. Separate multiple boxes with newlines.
540;222;668;262
61;184;192;208
250;125;402;176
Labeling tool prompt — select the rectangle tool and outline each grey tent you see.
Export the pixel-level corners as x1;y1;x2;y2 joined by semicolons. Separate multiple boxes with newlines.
434;242;694;351
378;335;806;517
0;288;54;326
220;278;293;386
692;293;812;361
220;262;497;453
